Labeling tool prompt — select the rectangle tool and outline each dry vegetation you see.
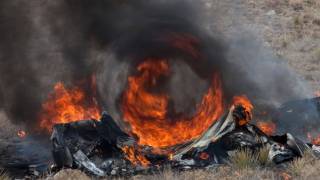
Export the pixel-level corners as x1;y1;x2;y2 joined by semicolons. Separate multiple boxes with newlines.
0;169;10;180
229;148;258;170
246;0;320;91
45;148;320;180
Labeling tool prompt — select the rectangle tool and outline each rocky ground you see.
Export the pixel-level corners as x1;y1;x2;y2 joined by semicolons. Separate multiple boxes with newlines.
219;0;320;91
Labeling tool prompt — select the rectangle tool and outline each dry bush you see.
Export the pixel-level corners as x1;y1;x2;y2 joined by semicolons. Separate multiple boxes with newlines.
229;149;258;170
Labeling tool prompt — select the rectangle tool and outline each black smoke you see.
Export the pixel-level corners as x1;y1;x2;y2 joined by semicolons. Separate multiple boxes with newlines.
0;0;315;135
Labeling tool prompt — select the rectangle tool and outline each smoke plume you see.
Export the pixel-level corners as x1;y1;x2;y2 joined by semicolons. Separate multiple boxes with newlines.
0;0;316;136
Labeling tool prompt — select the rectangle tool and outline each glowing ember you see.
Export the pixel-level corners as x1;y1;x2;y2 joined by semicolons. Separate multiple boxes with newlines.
257;121;276;135
121;146;150;167
232;95;253;125
281;172;292;180
17;130;26;138
307;133;320;145
39;82;101;132
199;152;209;160
122;58;224;148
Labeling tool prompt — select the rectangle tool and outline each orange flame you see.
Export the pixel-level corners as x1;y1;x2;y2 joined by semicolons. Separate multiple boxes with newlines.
281;172;292;180
122;58;224;148
39;82;101;132
121;146;150;167
17;130;26;138
307;133;320;145
199;152;209;160
257;121;276;135
232;95;253;125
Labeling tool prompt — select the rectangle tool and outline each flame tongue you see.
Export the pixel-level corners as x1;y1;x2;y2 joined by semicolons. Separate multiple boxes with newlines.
257;121;276;135
39;82;101;132
121;146;150;167
122;58;224;148
307;133;320;145
232;95;253;126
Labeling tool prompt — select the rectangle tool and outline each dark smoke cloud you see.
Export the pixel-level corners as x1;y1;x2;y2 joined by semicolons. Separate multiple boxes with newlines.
0;0;316;135
0;1;41;125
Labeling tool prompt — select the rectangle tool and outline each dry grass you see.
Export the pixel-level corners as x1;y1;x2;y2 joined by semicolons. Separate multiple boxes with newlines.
288;157;307;176
229;149;258;170
131;167;278;180
287;150;319;178
245;0;320;90
46;149;320;180
256;146;271;166
0;169;10;180
46;169;91;180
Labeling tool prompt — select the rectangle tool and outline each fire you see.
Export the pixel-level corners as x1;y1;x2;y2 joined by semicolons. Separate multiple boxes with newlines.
168;33;202;59
280;172;292;180
39;82;101;132
257;121;276;135
307;133;320;145
121;146;150;167
17;130;26;138
122;58;224;148
199;152;209;160
232;95;253;125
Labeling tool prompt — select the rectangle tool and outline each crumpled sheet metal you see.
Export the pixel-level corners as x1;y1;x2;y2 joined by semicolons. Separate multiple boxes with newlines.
50;108;320;176
173;109;236;160
73;150;106;176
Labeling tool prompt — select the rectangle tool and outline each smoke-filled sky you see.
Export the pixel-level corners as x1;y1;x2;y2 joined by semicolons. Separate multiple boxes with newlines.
0;0;315;134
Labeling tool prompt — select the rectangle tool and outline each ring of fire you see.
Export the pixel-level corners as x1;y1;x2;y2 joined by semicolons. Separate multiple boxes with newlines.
121;58;224;148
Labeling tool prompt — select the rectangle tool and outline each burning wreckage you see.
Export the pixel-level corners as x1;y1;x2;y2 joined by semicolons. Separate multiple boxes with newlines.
50;97;320;177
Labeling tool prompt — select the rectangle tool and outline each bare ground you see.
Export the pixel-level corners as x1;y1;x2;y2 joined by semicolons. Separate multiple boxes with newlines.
233;0;320;91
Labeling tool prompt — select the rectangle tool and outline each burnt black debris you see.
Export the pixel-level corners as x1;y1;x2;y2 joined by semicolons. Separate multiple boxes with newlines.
1;98;319;178
47;100;320;177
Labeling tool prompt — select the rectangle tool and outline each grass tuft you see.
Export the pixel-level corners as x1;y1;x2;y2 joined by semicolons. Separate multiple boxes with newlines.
288;157;306;176
288;150;317;176
229;149;258;170
256;146;271;166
